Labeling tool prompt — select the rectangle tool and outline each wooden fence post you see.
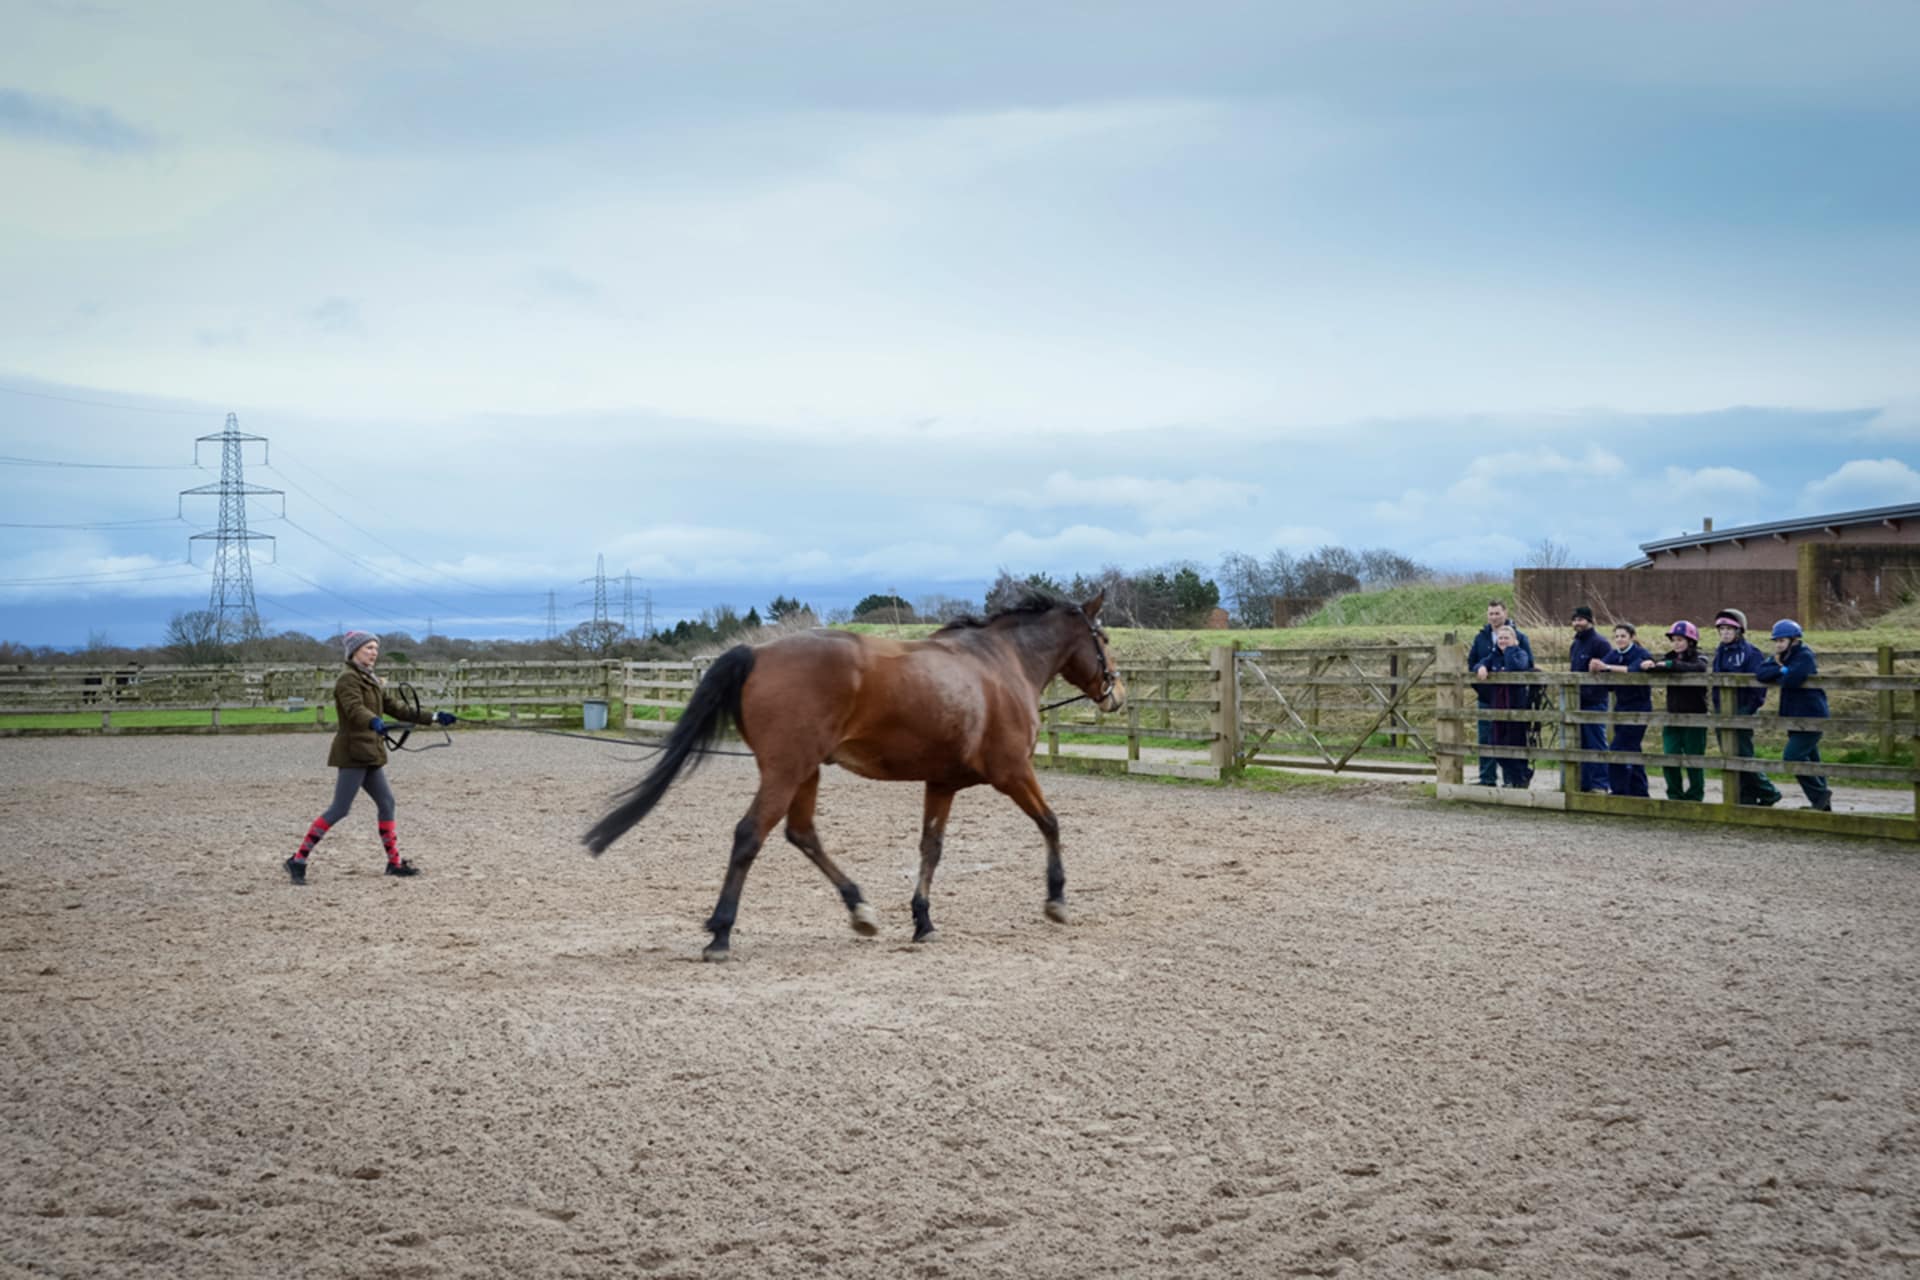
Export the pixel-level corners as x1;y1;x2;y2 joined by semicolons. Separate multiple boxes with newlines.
1389;653;1403;750
1560;682;1578;798
1208;644;1239;771
1880;646;1895;762
1127;702;1141;763
1433;638;1463;786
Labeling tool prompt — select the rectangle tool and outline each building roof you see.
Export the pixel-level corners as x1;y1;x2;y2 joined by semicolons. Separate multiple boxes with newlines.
1638;501;1920;557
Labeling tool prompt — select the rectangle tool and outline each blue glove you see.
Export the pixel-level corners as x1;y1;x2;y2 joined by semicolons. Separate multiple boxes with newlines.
434;711;456;726
369;715;387;734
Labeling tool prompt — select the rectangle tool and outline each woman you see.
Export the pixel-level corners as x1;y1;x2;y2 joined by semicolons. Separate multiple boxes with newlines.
285;630;455;884
1640;621;1709;801
1593;623;1652;797
1474;624;1534;788
1757;619;1832;811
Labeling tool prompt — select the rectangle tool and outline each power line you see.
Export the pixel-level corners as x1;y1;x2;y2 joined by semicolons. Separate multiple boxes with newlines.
264;454;528;598
0;384;216;416
0;567;205;587
264;563;417;629
0;516;189;529
0;453;202;470
275;516;471;617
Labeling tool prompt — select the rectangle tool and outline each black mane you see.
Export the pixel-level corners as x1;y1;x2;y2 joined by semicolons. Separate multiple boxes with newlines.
933;589;1071;634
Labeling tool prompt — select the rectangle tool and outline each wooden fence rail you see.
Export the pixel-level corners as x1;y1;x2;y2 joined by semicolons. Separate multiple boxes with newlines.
1430;648;1920;842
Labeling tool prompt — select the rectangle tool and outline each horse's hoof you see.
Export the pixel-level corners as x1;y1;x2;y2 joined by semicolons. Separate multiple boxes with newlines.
702;945;731;963
1044;899;1070;924
850;902;880;937
913;927;938;944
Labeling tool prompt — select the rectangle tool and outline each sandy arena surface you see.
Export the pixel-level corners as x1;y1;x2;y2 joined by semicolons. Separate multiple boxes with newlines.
3;732;1918;1278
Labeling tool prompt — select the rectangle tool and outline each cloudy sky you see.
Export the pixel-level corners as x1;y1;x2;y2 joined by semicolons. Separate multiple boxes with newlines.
3;0;1918;644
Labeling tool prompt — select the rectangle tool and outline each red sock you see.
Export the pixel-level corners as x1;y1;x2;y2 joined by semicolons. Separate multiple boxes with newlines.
295;816;330;860
378;820;400;866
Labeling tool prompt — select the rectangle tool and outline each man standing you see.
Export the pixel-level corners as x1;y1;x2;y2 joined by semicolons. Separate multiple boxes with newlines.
1569;606;1614;793
1711;608;1782;806
1467;600;1531;786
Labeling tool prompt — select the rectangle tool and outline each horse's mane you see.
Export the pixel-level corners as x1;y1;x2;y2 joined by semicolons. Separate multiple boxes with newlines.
933;590;1071;634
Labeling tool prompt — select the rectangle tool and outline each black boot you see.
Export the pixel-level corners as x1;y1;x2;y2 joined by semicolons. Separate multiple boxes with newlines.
385;859;421;878
284;856;307;885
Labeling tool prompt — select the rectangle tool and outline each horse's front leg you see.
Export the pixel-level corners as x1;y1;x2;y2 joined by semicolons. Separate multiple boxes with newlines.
783;768;878;939
704;783;793;961
911;785;957;942
993;766;1068;924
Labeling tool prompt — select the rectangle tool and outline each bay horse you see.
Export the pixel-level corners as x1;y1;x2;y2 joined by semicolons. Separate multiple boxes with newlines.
583;592;1126;960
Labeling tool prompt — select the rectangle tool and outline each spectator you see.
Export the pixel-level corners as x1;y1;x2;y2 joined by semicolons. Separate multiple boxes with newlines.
1642;621;1709;802
1594;622;1652;797
1756;620;1832;811
1569;606;1614;793
1711;608;1782;807
1473;624;1534;788
1466;600;1531;786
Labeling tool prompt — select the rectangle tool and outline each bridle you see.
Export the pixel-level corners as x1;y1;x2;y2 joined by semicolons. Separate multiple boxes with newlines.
379;681;453;753
1039;610;1117;713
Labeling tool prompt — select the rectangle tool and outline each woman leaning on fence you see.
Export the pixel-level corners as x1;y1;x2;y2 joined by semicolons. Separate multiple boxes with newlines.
1473;624;1534;789
284;631;456;884
1640;621;1709;802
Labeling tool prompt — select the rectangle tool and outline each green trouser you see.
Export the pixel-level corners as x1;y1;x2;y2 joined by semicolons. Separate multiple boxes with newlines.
1661;726;1706;801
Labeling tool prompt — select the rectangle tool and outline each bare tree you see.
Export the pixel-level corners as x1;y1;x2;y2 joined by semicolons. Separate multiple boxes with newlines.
1522;537;1576;569
164;610;228;664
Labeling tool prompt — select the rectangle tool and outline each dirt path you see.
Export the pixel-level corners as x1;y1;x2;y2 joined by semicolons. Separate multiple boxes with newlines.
3;734;1917;1278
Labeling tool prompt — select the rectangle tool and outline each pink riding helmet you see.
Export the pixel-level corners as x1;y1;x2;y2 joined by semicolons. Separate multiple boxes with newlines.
1667;620;1699;642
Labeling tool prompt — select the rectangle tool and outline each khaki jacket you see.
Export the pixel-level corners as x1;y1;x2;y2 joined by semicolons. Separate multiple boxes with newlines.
329;663;431;768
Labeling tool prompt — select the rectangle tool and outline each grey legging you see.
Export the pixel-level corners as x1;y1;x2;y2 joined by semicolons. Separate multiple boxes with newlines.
320;766;396;824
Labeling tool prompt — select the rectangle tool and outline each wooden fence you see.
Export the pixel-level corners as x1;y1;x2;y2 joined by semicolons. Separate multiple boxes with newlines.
6;644;1918;840
1429;644;1920;842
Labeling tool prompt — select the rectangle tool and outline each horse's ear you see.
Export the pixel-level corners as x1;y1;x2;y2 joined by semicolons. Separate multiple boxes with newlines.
1082;591;1105;620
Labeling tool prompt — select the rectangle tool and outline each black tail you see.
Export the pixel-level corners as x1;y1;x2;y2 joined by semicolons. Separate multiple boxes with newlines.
582;645;755;856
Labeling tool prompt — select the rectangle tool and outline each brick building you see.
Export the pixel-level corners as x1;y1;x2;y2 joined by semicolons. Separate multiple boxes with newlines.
1515;502;1920;628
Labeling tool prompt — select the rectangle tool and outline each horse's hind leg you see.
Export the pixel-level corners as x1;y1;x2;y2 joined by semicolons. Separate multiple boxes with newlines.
911;785;956;942
783;769;878;939
703;778;796;962
993;765;1068;925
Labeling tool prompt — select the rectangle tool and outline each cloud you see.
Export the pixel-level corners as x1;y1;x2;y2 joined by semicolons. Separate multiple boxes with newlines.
0;87;150;151
1421;532;1530;569
1859;399;1920;441
991;470;1258;523
991;523;1222;566
1370;488;1429;525
1447;446;1628;505
526;266;600;302
1802;458;1920;511
307;297;364;336
1659;465;1765;502
1269;524;1340;551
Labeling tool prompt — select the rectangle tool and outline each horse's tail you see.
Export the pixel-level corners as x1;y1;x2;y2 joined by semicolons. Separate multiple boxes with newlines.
582;644;755;856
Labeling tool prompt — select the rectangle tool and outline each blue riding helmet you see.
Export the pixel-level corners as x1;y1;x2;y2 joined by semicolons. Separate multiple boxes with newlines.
1770;619;1803;640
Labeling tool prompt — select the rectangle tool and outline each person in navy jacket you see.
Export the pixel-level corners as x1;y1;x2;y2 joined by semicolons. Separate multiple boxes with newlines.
1756;619;1832;811
1466;599;1531;786
1712;607;1782;806
1568;606;1614;792
1593;623;1652;797
1473;624;1534;788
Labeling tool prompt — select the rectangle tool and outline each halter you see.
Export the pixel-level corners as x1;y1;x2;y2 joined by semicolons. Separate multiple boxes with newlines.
1039;610;1116;713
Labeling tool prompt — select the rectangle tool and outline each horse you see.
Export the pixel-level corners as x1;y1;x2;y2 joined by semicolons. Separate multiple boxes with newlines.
583;592;1126;960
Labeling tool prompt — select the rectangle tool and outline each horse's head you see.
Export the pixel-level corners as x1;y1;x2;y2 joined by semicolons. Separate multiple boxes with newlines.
1059;592;1125;713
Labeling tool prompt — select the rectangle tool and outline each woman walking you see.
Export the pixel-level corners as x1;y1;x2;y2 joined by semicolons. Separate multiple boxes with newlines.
285;630;455;884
